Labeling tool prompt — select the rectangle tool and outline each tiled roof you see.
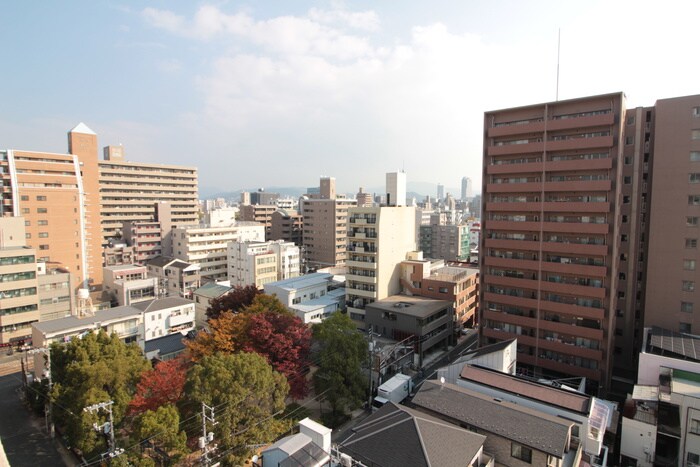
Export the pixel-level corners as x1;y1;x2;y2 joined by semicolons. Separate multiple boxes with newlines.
33;305;141;335
131;297;194;313
144;332;187;356
339;402;485;467
146;256;176;268
459;365;590;414
193;282;232;299
412;380;572;458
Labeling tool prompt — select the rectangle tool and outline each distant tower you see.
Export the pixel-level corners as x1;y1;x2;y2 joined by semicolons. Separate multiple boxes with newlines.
386;171;407;207
437;184;445;202
76;288;94;317
461;177;472;201
320;177;336;200
356;187;373;207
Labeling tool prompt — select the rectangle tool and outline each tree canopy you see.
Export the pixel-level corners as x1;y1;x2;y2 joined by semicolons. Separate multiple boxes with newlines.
312;313;367;420
128;358;188;416
206;284;260;320
130;404;188;464
50;331;150;456
185;352;288;466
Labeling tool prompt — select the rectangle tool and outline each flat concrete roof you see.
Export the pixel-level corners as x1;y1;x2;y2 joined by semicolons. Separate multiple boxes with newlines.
367;295;452;318
266;273;332;291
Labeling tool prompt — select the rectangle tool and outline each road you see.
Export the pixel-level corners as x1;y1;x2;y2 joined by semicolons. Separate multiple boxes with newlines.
0;368;78;467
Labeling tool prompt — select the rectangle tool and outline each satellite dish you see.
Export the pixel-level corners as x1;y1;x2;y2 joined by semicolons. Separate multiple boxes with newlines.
440;376;445;385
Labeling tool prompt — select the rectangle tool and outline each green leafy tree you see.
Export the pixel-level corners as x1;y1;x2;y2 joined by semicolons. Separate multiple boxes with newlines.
312;313;367;424
130;404;188;464
50;331;150;457
185;352;288;466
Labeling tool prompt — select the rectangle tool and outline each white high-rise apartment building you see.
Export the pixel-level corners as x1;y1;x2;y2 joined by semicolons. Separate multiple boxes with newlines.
172;222;265;282
346;205;417;329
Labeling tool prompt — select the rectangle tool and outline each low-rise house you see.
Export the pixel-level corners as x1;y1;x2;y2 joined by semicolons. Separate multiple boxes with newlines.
339;402;491;467
365;295;453;367
146;256;201;299
192;282;232;327
259;418;330;467
412;380;579;467
264;273;345;324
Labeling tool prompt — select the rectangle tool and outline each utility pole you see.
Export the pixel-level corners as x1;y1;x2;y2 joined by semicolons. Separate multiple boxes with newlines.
199;402;217;466
28;347;53;437
84;400;124;460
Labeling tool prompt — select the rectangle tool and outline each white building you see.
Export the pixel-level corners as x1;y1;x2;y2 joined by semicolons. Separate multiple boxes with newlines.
172;222;265;282
620;327;700;467
192;282;232;328
103;264;158;306
385;171;407;207
145;256;201;299
346;205;417;329
228;240;300;289
264;272;345;324
204;207;239;227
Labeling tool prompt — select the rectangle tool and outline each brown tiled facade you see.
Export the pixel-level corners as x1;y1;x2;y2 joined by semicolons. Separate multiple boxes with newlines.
480;93;626;392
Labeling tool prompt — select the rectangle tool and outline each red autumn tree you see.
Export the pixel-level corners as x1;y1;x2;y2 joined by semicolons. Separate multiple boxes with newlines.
128;358;188;416
206;285;261;320
244;311;312;400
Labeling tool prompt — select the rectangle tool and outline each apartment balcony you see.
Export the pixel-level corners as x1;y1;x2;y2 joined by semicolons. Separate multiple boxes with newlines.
538;318;603;340
487;120;545;138
168;311;194;328
487;161;544;175
537;298;605;321
346;287;375;299
545;135;614;152
485;274;606;299
346;274;377;284
482;327;538;348
483;310;537;331
487;141;545;157
543;180;612;193
346;260;377;269
0;326;33;345
0;308;40;328
484;239;608;256
486;182;541;194
543;157;613;172
484;256;607;277
0;294;39;314
547;112;614;131
518;352;601;381
538;337;603;362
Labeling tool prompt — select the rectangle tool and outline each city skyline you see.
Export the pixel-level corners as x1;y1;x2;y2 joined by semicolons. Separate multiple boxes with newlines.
3;1;700;193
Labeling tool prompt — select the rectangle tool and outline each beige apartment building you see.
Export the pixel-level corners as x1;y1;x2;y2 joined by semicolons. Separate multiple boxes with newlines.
1;123;198;288
345;205;417;328
302;177;356;269
239;204;276;239
0;217;39;347
172;222;265;282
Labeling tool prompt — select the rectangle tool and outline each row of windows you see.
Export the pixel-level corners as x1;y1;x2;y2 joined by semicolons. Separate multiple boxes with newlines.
0;255;35;266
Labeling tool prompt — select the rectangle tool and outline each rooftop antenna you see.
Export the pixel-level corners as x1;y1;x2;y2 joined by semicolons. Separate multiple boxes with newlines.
556;28;561;101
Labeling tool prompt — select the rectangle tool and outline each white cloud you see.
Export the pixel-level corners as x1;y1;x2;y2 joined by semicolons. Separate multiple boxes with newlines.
307;7;380;31
142;7;185;34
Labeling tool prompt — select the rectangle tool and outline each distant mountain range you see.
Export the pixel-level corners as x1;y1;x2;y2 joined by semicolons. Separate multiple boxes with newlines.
200;182;464;200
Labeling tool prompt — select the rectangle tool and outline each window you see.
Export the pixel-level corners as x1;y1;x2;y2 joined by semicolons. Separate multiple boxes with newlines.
38;220;48;226
624;156;631;165
37;208;47;213
681;322;692;334
688;452;700;466
39;245;49;250
691;419;700;435
511;443;532;463
689;217;700;227
25;233;31;239
683;281;696;292
439;287;448;293
623;195;630;204
685;259;697;271
36;195;46;201
690;195;700;206
38;232;48;238
625;136;635;145
691;174;700;184
688;239;698;249
626;115;636;125
693;130;700;140
682;302;694;313
20;195;28;201
624;176;632;184
692;152;700;162
694;107;700;118
21;208;29;214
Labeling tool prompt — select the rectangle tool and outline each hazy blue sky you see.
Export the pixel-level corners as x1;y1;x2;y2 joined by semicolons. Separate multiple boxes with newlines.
2;1;699;195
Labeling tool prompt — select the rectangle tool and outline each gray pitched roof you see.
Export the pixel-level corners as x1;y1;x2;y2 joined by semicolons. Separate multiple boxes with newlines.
339;402;485;467
412;380;572;458
146;256;177;268
144;332;187;356
32;305;142;335
131;297;194;313
193;282;232;299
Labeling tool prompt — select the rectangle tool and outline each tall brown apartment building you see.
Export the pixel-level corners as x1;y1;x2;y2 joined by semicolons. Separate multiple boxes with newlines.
644;96;700;334
480;93;626;393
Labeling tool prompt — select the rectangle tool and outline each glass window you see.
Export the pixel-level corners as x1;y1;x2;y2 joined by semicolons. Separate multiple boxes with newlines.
690;174;700;184
690;195;700;205
693;130;700;140
687;239;698;249
681;322;692;334
683;281;695;292
685;259;697;271
511;443;532;464
688;452;700;466
689;217;700;227
691;152;700;162
682;302;694;313
691;419;700;435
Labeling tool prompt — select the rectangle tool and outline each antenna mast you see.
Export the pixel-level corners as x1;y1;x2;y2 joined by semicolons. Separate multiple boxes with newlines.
556;28;561;101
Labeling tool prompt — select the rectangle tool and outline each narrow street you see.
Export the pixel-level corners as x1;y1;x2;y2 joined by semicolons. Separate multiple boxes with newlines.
0;363;78;467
